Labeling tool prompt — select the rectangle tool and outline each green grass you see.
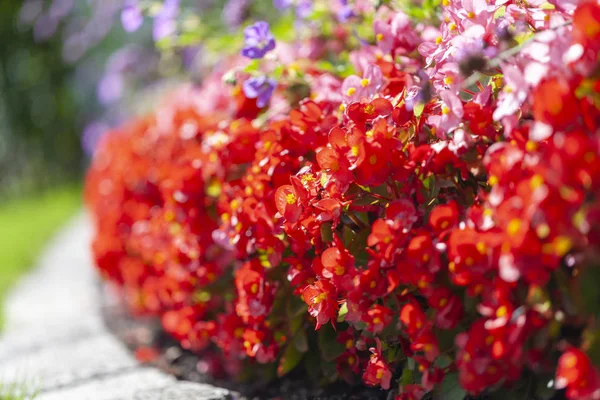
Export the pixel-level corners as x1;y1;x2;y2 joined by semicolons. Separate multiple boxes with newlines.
0;186;81;330
0;379;39;400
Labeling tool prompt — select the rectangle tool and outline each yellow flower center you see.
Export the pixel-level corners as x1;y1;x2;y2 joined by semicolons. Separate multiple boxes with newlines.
285;193;297;205
313;292;328;304
496;305;508;318
507;218;521;237
476;241;487;255
530;174;544;189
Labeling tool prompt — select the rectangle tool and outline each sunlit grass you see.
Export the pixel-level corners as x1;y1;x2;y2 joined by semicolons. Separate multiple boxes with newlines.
0;186;81;330
0;379;39;399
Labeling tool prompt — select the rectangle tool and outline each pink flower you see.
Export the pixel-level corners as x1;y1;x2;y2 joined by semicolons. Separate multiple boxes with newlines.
493;64;528;121
427;90;464;136
310;73;343;104
374;19;394;53
341;64;385;102
454;0;492;29
349;45;380;75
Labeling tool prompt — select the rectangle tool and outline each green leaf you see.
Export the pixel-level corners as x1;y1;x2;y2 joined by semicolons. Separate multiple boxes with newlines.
277;343;304;377
400;365;414;386
321;222;334;243
287;296;308;318
434;372;466;400
577;265;600;316
414;102;425;118
434;354;453;369
352;195;380;206
422;174;434;190
243;60;260;73
318;324;346;361
584;329;600;367
348;227;370;254
342;225;356;248
493;5;506;19
337;302;349;322
436;326;462;352
290;311;309;352
294;329;309;353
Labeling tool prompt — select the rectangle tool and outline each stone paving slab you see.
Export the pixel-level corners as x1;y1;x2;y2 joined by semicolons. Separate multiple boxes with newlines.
0;333;137;391
0;315;104;360
0;214;231;400
36;369;176;400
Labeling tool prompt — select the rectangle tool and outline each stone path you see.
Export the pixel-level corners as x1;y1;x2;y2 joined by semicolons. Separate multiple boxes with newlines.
0;214;232;400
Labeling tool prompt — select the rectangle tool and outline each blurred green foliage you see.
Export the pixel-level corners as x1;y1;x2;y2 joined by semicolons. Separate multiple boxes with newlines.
0;1;83;198
0;185;81;329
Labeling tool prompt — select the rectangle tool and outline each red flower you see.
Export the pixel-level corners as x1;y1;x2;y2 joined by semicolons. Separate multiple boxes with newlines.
573;2;600;50
395;384;426;400
346;98;393;127
428;201;459;235
320;238;357;290
363;339;393;390
234;261;275;323
364;304;393;333
556;348;600;400
275;184;303;222
302;279;338;329
533;78;579;130
400;299;428;336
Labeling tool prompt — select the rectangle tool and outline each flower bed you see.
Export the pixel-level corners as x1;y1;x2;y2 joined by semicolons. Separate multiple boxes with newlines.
85;1;600;399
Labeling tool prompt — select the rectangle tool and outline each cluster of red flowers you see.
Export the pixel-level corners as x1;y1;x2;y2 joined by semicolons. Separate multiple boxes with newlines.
86;1;600;398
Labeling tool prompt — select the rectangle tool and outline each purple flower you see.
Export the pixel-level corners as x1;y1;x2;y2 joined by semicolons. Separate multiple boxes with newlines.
273;0;293;9
48;0;75;20
241;21;276;59
222;0;250;30
337;0;354;22
242;76;276;108
33;13;60;42
82;121;109;156
153;0;180;41
20;0;44;25
97;73;124;104
295;0;313;19
121;0;143;32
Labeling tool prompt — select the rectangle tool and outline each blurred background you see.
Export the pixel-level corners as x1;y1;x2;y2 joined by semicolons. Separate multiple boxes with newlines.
0;0;290;329
0;0;195;328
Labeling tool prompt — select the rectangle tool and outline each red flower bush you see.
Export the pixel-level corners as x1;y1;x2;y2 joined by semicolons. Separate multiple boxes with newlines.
86;1;600;398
